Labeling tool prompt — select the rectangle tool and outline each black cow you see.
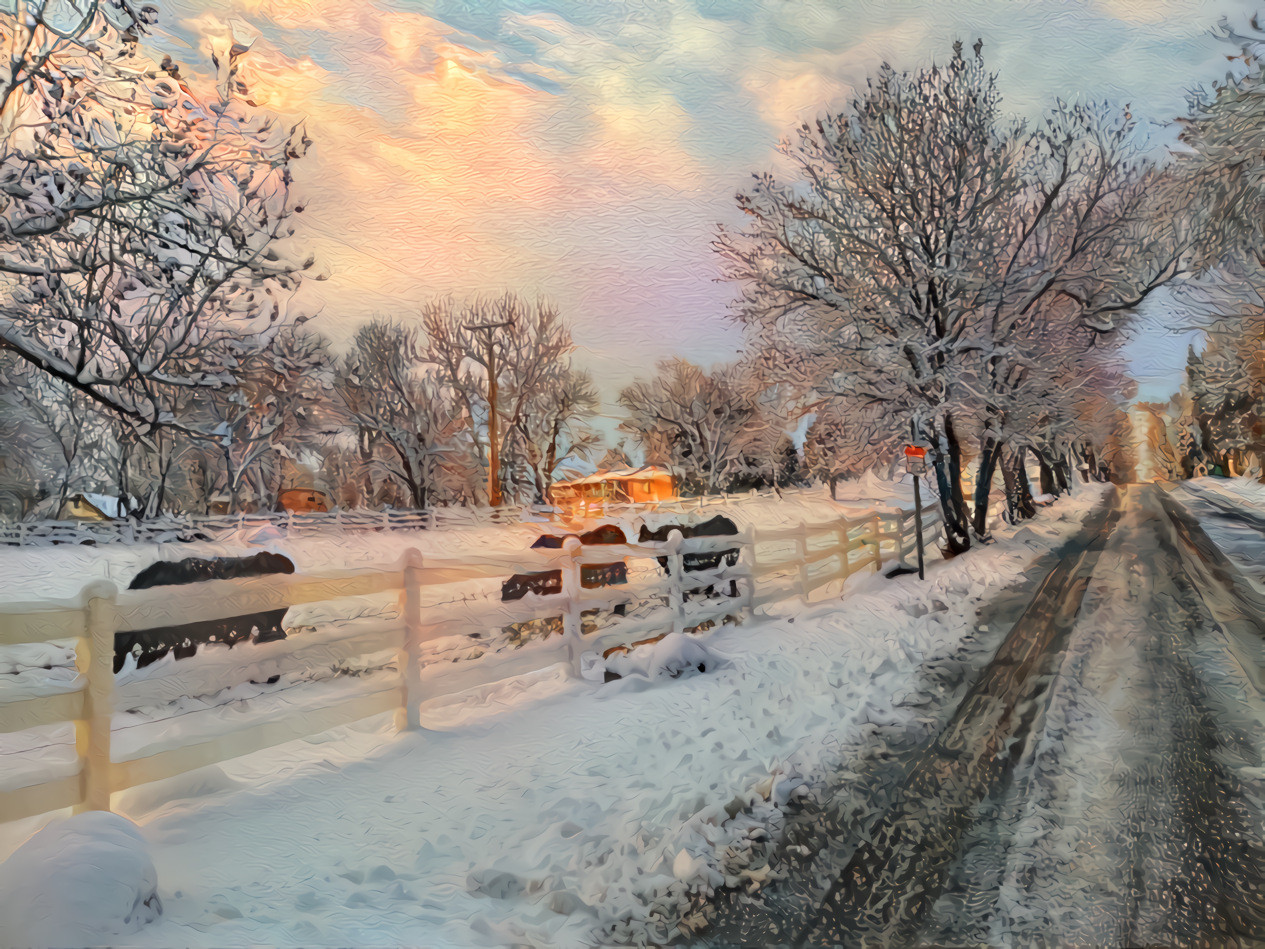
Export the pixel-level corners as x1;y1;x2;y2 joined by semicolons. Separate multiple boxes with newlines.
502;524;630;601
117;552;296;673
640;515;740;599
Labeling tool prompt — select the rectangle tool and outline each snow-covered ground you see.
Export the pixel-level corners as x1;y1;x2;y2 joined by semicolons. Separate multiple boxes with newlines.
0;482;1106;948
1170;476;1265;590
0;473;939;605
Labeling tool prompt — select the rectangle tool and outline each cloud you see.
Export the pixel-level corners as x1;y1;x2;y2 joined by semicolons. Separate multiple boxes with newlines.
142;0;1249;410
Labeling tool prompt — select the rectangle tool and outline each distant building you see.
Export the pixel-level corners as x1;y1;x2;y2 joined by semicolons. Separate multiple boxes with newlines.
59;493;123;521
548;466;676;515
278;487;330;513
1129;402;1180;482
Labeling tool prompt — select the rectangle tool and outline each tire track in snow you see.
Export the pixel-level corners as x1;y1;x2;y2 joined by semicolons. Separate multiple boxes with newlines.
692;489;1121;947
928;485;1265;948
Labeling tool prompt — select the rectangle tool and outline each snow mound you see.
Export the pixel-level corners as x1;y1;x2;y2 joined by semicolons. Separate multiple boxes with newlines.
0;812;161;947
602;632;719;681
115;765;244;818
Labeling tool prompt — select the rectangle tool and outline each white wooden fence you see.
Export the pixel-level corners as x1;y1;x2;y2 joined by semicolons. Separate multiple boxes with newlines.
0;505;525;547
0;502;942;824
0;486;829;547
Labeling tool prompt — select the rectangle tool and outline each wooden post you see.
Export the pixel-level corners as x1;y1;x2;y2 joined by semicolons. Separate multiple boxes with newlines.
913;476;926;581
561;536;584;671
396;549;425;731
744;526;759;610
76;581;118;813
894;512;906;562
666;529;685;634
870;515;882;571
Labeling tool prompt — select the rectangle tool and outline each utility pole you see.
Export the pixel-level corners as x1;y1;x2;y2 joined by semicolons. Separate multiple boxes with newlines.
464;319;513;507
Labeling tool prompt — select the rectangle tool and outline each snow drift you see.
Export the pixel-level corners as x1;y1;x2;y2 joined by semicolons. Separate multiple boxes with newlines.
0;812;161;948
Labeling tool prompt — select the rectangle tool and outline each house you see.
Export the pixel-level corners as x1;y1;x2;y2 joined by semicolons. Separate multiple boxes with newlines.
278;487;330;513
548;466;676;515
59;493;123;521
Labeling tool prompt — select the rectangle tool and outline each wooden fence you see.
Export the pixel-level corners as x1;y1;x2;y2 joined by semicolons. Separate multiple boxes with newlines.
0;503;942;823
0;505;526;547
0;486;830;548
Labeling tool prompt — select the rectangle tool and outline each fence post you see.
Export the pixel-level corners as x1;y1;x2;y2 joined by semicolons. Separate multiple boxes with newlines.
840;521;854;582
561;536;585;672
894;512;906;562
666;529;686;634
738;531;753;612
743;526;759;611
833;523;848;585
396;549;425;731
76;581;118;813
869;514;882;571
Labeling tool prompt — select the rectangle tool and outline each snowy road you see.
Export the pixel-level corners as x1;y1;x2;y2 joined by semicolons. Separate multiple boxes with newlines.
697;484;1265;948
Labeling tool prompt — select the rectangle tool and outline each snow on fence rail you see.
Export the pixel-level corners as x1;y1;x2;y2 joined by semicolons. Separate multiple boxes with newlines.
0;501;942;824
0;505;525;547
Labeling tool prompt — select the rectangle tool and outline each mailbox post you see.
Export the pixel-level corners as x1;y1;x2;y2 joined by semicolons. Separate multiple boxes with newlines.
904;444;928;580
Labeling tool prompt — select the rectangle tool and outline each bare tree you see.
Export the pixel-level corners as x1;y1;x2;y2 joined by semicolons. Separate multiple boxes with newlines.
618;358;765;495
966;104;1191;533
0;4;312;431
338;319;465;510
718;43;1013;551
719;43;1192;548
422;294;581;505
511;368;600;503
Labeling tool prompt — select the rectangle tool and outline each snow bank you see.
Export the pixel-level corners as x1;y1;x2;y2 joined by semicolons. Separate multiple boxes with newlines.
0;812;161;948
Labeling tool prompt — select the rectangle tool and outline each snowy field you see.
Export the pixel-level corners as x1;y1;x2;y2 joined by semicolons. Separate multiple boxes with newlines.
0;473;939;800
0;482;1108;947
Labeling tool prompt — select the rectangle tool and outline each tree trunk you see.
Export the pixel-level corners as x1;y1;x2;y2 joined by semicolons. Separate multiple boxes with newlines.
931;414;971;555
153;432;171;516
999;447;1019;522
829;474;838;501
971;434;1002;539
1036;450;1056;497
942;413;972;553
1013;446;1037;518
1053;451;1070;494
999;444;1037;521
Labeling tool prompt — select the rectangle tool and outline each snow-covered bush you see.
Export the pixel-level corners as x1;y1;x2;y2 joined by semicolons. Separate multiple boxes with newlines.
601;632;719;681
0;812;161;948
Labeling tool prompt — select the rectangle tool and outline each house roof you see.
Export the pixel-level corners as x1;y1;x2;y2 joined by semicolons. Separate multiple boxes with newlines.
79;493;124;518
553;465;671;488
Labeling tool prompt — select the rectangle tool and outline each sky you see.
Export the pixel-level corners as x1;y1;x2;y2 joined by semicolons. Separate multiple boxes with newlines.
148;0;1254;422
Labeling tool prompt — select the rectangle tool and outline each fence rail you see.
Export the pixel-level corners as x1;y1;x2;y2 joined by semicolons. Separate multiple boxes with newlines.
0;497;943;824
